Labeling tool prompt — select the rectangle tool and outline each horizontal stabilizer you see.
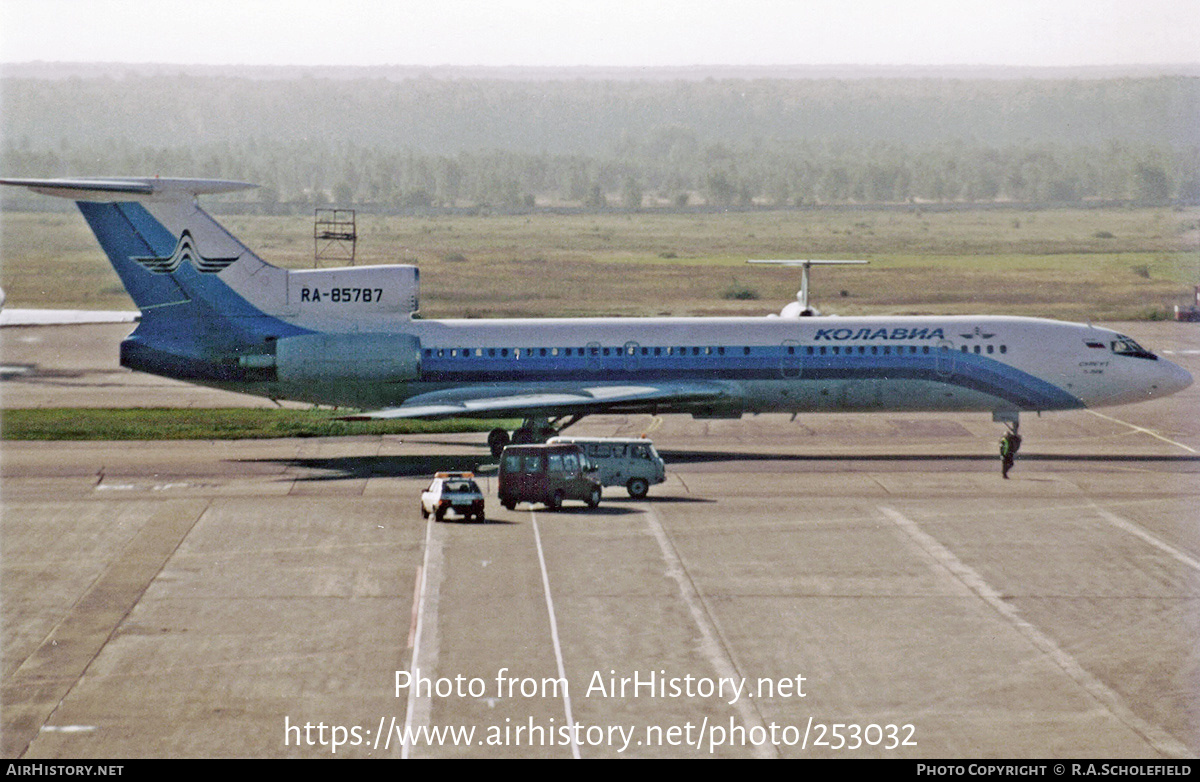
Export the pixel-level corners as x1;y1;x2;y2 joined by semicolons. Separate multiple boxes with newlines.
0;177;255;202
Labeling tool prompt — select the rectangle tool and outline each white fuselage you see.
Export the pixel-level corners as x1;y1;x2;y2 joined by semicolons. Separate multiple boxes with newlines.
242;313;1192;416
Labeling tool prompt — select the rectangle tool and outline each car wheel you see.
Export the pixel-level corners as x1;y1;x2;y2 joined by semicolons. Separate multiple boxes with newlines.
434;506;446;521
477;512;486;523
502;500;515;510
548;490;564;511
420;503;430;519
626;478;649;499
587;486;601;508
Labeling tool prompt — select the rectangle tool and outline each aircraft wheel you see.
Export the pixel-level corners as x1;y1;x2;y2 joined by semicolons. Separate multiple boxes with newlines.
488;428;510;457
626;478;649;499
512;427;537;445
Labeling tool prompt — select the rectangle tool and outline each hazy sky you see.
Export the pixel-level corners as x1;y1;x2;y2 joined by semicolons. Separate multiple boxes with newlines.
1;0;1197;68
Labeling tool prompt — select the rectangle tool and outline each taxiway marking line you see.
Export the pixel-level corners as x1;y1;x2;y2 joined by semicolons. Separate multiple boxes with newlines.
402;515;442;759
1086;410;1196;454
641;504;775;758
4;499;209;758
530;512;581;759
1090;504;1200;574
879;506;1191;759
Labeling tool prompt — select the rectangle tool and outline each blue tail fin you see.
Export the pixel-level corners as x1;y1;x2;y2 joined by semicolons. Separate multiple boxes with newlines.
1;177;421;395
0;177;305;382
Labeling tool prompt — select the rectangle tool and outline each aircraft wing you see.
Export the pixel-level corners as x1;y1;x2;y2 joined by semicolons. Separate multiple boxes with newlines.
341;381;732;420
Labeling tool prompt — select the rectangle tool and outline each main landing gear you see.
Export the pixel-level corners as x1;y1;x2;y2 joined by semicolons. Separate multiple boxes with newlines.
488;415;585;457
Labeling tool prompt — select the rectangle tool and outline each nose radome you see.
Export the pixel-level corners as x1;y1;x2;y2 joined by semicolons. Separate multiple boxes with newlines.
1165;360;1194;395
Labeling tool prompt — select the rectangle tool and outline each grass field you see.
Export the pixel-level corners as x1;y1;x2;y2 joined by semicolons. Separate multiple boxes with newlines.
0;408;519;441
2;207;1197;321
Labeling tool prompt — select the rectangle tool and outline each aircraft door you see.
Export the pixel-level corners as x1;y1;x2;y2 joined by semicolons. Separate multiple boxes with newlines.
624;341;641;373
780;340;803;379
935;339;956;379
586;341;603;373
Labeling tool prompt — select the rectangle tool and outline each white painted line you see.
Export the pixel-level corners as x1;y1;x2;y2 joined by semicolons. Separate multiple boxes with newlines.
530;512;581;759
642;504;775;758
1090;505;1200;574
879;506;1191;759
1087;409;1197;454
407;565;423;650
402;516;442;759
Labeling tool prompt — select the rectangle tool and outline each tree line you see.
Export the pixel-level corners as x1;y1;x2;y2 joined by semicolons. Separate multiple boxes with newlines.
2;72;1197;210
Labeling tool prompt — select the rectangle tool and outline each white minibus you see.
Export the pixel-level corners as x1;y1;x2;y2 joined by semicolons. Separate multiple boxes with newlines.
545;437;665;498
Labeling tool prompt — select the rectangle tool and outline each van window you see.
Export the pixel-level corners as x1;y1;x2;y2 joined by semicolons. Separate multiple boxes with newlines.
548;454;563;471
563;453;579;471
524;455;543;473
503;454;521;472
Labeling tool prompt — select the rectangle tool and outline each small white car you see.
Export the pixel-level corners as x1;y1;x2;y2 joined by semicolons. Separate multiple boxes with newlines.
420;472;486;522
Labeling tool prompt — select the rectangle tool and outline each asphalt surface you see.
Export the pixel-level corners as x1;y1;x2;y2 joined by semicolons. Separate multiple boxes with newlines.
2;321;1197;758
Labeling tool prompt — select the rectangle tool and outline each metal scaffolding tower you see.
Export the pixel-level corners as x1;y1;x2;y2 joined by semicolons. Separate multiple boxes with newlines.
314;209;357;266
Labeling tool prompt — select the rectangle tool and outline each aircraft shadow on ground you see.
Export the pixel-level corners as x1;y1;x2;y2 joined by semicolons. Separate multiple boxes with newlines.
242;454;495;480
658;449;1200;466
246;448;1200;479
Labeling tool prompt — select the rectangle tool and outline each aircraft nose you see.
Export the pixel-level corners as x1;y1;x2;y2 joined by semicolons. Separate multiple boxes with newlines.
1159;358;1193;397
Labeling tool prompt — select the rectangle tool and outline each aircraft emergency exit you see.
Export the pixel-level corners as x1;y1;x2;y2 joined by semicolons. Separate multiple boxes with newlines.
1;176;1191;455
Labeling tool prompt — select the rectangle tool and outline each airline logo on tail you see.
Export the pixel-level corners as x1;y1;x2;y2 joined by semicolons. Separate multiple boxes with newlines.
133;230;240;274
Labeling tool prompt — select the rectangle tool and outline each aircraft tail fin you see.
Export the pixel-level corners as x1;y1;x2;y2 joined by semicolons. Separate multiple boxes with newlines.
0;177;276;313
0;177;310;383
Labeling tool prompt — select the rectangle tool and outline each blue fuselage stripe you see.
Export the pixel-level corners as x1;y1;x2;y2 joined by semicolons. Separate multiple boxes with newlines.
416;348;1081;410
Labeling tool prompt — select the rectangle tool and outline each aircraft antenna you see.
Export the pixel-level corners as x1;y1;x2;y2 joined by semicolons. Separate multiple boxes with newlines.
314;208;357;267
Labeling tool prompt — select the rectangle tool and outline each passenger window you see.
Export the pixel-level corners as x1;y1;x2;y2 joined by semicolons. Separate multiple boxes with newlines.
564;454;579;471
548;454;563;471
523;455;542;473
503;455;521;472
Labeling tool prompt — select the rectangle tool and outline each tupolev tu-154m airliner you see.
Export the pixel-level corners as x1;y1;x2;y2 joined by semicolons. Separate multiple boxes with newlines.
1;177;1191;455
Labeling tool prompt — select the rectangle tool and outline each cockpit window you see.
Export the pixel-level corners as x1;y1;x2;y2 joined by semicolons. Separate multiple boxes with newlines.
1111;335;1157;360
